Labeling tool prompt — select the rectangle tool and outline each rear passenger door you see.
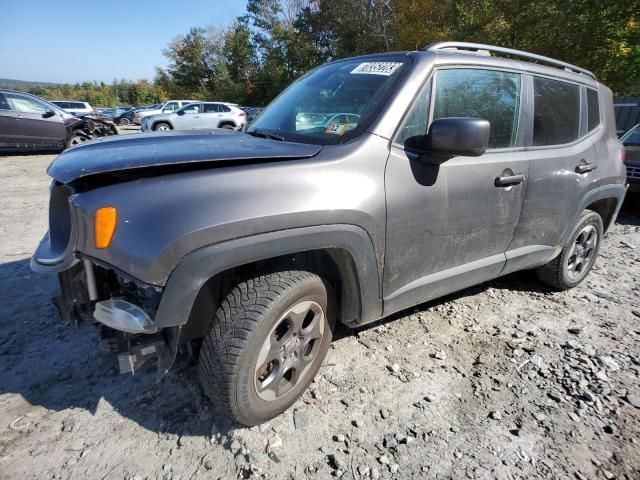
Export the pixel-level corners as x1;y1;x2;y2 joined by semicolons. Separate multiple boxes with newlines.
506;76;600;267
383;67;529;314
202;103;224;127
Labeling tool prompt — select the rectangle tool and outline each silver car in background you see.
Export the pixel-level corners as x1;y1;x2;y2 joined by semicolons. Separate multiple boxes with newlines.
141;102;247;132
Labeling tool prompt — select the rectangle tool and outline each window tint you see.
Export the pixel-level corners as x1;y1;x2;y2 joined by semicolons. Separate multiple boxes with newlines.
433;69;521;149
181;104;202;114
219;104;231;112
0;93;9;110
587;88;600;131
204;103;220;113
6;93;48;114
533;77;580;146
621;126;640;146
395;78;432;145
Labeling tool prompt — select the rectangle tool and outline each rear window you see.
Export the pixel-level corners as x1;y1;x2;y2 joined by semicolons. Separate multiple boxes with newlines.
532;77;580;146
587;89;600;131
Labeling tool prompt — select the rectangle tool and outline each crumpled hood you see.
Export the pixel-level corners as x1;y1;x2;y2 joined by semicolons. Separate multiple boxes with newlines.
48;130;323;183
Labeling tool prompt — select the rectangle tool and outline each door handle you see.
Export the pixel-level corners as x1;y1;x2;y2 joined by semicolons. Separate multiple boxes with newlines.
495;174;525;187
575;161;597;174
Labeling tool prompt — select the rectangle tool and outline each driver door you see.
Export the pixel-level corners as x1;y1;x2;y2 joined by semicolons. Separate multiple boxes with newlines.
174;103;202;129
383;67;529;315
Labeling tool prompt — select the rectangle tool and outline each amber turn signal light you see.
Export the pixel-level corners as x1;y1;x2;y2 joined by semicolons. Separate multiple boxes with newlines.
95;207;117;249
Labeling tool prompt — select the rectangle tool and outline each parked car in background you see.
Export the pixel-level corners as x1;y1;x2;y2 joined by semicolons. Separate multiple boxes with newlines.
0;89;117;151
621;124;640;193
113;107;139;126
99;107;129;118
134;100;197;124
240;106;263;124
32;43;625;426
49;100;94;115
141;102;246;132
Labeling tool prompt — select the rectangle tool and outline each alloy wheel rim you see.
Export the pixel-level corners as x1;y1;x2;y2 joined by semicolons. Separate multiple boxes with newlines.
70;135;88;145
157;125;169;131
566;225;598;280
254;300;325;401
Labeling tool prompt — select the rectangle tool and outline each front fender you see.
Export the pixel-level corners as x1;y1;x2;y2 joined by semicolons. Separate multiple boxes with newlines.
152;224;382;328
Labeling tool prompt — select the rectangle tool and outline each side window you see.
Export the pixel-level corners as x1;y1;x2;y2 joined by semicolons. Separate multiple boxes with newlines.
5;93;48;114
587;88;600;131
164;102;178;112
219;105;231;112
0;93;10;110
181;104;201;114
433;69;521;149
532;77;580;146
395;78;432;145
204;104;220;113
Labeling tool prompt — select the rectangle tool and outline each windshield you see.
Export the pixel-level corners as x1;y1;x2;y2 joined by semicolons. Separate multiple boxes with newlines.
621;125;640;146
248;56;411;144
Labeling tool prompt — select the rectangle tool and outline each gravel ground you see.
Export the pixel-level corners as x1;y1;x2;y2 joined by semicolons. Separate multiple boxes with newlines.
0;153;639;480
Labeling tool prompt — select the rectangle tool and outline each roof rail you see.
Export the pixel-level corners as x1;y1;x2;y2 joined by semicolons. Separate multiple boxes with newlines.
423;42;597;80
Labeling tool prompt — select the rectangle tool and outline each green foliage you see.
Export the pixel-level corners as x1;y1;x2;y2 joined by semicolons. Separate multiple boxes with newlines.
6;0;638;107
0;78;164;107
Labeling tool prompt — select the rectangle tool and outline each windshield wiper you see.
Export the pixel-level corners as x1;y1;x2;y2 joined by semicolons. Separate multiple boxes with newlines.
247;129;286;142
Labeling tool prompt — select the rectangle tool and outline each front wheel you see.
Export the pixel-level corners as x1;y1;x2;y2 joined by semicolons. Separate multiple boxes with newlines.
153;122;172;132
67;131;91;148
536;210;603;290
119;117;130;126
198;270;334;426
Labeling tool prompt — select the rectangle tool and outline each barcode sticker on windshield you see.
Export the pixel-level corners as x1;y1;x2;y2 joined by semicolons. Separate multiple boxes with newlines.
350;62;402;76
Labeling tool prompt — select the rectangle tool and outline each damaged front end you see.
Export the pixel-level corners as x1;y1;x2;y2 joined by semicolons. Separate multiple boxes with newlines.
32;182;179;378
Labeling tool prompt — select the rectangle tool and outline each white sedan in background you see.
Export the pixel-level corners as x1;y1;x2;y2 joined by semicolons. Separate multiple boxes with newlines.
141;102;246;132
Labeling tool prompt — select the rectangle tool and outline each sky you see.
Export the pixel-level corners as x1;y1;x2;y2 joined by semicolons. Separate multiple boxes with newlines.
0;0;248;84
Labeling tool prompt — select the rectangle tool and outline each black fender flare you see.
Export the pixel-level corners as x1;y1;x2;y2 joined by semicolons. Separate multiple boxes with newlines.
560;183;627;246
153;224;382;328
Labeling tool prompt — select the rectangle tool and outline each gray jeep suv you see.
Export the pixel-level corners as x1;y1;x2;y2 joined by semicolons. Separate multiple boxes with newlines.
32;42;627;426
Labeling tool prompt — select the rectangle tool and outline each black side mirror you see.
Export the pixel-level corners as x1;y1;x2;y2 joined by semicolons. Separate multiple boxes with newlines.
42;109;56;119
405;117;490;164
176;110;185;116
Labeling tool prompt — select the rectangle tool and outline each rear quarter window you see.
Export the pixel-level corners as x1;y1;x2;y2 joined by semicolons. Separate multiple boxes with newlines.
587;88;600;131
532;77;580;146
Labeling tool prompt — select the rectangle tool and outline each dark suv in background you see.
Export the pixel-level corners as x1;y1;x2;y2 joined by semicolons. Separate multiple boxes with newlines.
32;43;626;426
0;89;117;151
621;124;640;192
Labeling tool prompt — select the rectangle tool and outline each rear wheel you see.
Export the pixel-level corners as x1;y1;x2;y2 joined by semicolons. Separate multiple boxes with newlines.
198;270;334;426
153;122;172;132
220;124;235;130
119;117;130;126
536;210;603;289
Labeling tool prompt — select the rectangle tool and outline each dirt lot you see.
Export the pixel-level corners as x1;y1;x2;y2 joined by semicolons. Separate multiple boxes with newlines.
0;153;639;480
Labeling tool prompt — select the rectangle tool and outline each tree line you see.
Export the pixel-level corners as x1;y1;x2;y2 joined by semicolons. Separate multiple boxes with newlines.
5;0;638;107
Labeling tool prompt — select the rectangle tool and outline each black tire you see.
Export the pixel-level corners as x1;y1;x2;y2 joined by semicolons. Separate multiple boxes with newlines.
198;270;334;426
67;131;91;148
536;210;603;290
220;124;235;130
153;122;172;132
119;117;130;126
